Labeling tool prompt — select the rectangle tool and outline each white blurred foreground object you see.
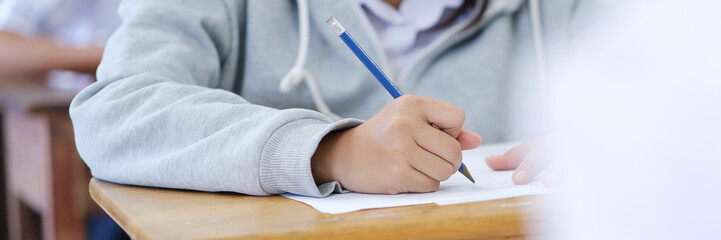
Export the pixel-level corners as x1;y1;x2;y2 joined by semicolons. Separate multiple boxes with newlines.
546;0;721;239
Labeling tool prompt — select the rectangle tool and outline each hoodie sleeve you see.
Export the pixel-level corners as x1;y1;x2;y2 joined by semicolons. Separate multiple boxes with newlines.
69;0;361;197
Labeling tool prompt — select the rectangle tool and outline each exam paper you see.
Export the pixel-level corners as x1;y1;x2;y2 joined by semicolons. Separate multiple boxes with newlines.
283;142;555;214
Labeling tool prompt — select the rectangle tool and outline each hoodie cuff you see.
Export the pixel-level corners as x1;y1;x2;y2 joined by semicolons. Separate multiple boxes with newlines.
259;118;363;197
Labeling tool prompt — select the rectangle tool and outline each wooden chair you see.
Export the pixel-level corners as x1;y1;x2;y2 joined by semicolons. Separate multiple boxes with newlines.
1;79;100;240
1;105;8;240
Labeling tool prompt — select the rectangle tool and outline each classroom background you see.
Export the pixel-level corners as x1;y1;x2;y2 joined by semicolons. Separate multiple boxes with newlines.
0;0;127;239
1;0;720;239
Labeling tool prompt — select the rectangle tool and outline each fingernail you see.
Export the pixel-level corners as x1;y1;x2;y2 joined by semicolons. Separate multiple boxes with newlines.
513;170;526;183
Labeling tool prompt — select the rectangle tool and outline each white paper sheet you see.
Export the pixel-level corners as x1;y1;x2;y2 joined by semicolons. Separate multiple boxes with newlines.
283;142;555;214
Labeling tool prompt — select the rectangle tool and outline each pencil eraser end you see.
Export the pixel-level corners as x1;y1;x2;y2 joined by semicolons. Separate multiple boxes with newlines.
326;16;345;35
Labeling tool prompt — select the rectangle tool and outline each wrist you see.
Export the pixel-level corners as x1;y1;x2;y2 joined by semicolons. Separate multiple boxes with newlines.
311;129;347;185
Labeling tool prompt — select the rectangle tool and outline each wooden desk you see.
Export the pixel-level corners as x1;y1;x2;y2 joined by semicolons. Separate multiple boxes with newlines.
1;79;98;240
90;178;555;239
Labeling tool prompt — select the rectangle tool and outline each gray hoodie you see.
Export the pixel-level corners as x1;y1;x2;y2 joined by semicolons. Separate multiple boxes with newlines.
70;0;578;197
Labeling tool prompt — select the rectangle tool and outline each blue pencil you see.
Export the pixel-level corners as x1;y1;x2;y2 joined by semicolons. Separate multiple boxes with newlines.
326;16;475;183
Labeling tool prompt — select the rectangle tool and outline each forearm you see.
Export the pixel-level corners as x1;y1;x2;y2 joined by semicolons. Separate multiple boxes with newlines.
0;31;103;75
50;46;103;74
71;76;357;196
70;0;367;197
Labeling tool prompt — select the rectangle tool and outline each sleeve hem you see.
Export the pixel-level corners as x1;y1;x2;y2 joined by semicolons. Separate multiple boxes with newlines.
258;117;363;197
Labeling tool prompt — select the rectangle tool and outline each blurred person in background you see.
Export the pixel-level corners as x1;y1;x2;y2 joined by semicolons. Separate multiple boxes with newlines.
0;0;128;239
0;0;120;91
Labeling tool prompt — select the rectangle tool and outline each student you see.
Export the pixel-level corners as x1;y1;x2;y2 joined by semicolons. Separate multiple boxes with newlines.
71;0;574;197
0;0;120;90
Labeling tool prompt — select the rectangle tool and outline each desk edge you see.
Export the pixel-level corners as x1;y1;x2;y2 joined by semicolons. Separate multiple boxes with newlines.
89;178;147;240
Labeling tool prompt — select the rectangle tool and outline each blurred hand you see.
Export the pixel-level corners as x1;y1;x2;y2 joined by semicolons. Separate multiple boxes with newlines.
0;31;103;76
312;95;482;194
485;136;561;186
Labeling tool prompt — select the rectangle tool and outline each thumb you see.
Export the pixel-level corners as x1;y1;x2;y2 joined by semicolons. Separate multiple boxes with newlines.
457;128;482;150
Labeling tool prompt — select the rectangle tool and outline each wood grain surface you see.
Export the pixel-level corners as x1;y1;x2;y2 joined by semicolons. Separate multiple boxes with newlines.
90;178;557;240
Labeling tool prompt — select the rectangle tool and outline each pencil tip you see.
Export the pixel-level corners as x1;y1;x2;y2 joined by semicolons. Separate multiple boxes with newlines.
459;167;475;183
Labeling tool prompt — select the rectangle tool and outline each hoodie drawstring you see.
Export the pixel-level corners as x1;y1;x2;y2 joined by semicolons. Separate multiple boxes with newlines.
529;0;549;124
528;0;548;109
280;0;342;121
280;0;546;123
